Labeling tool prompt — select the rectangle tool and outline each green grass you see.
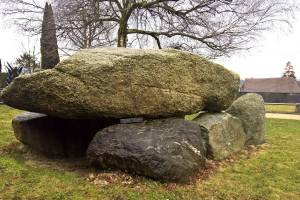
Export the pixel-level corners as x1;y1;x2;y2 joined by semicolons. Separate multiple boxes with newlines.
265;104;296;114
0;105;300;200
0;105;23;147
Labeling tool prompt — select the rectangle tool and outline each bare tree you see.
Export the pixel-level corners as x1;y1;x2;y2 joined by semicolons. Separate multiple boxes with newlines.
54;0;116;49
0;0;297;57
0;0;43;34
0;0;115;51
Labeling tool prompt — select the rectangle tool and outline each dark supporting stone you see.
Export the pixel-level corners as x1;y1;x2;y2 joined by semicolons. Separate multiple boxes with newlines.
12;112;117;157
87;118;207;183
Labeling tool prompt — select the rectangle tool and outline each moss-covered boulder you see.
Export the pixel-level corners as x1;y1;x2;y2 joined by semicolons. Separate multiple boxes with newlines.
1;48;239;119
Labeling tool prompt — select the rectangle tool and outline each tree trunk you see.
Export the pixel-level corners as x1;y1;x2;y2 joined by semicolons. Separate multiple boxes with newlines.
117;19;127;47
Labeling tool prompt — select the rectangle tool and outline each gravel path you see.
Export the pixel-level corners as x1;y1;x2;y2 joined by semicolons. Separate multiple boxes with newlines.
266;113;300;120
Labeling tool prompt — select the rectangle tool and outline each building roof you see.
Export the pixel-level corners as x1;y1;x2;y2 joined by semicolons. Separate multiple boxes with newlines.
240;77;300;94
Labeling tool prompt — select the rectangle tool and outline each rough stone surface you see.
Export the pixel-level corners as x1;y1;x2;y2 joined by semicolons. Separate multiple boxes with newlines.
13;112;117;157
87;118;207;183
1;48;239;119
227;93;266;145
194;113;246;160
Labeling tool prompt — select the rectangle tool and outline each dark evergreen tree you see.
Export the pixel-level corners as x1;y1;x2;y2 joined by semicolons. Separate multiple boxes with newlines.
40;2;59;69
282;61;296;79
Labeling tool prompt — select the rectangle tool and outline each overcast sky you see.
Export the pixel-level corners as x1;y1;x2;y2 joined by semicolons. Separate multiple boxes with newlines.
216;16;300;79
1;6;300;80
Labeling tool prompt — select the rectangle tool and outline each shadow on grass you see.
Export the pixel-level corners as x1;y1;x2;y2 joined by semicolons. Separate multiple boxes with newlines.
0;140;268;188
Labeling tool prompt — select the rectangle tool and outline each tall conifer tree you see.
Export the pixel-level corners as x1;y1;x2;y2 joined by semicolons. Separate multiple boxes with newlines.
282;61;296;79
40;2;59;69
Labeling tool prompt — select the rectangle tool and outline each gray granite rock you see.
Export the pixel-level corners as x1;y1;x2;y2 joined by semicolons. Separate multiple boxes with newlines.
227;93;265;145
194;113;246;160
87;118;207;183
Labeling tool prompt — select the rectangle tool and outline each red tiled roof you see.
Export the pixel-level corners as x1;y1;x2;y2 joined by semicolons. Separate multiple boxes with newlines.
240;77;300;93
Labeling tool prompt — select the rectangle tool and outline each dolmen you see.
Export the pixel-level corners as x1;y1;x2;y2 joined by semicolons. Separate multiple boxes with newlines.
1;48;265;183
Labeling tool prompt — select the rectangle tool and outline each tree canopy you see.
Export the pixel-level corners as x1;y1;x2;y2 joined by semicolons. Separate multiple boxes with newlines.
0;0;297;57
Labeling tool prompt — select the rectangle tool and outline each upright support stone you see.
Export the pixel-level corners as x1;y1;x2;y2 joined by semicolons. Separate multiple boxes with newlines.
227;93;266;145
87;118;207;183
194;113;246;160
13;112;117;157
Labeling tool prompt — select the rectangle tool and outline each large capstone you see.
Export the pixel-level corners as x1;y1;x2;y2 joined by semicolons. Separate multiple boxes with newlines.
1;48;239;119
12;112;117;157
193;113;246;160
87;118;207;183
226;93;266;145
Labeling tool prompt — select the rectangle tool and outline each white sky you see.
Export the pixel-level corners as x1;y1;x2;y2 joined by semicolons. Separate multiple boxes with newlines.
1;7;300;80
215;17;300;79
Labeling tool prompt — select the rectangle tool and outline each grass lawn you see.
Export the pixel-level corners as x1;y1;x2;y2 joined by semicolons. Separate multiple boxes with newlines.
265;104;296;114
0;105;300;200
